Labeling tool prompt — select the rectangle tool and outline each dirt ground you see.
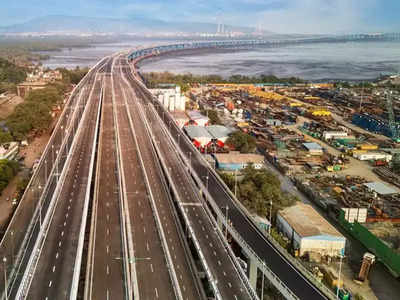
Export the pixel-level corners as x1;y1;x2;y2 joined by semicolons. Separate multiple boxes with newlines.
325;260;378;300
0;93;24;119
20;132;51;168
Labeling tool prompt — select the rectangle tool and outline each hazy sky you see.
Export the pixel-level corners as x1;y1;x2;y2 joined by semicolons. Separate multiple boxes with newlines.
1;0;399;34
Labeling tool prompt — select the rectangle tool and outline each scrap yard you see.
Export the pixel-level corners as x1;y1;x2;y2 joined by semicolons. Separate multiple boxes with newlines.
152;78;400;299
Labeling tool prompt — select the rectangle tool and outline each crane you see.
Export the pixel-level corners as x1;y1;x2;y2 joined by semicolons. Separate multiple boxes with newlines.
386;91;400;143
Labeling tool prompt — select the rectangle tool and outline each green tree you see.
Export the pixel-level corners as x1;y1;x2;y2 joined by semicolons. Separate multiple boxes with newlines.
0;129;13;144
0;159;19;194
226;131;256;153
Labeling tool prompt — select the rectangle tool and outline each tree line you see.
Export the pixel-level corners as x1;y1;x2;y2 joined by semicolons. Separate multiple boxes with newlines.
142;71;305;92
1;67;88;141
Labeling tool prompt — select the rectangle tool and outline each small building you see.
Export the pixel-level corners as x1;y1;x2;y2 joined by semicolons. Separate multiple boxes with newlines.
265;119;282;127
353;152;392;162
206;125;234;147
363;181;398;196
303;142;323;155
187;110;209;126
183;125;212;149
150;85;186;112
277;202;346;257
17;81;47;98
322;131;348;140
214;152;264;171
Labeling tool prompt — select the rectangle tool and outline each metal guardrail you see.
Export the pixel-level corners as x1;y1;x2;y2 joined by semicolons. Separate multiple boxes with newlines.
146;102;258;300
111;60;134;300
15;73;102;299
69;75;104;300
1;57;109;300
120;72;184;300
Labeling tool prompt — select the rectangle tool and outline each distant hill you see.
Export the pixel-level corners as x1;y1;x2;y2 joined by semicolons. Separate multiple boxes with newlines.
0;15;273;35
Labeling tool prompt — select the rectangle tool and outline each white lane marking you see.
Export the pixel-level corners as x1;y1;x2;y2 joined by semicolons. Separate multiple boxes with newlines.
48;281;52;287
155;288;159;298
52;265;56;273
150;264;154;273
61;231;64;237
58;241;62;247
228;282;232;288
106;245;109;254
143;227;146;233
107;265;110;275
56;252;59;259
146;243;149;251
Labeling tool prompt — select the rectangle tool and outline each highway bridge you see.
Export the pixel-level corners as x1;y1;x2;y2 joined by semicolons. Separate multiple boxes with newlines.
0;53;255;300
0;38;350;300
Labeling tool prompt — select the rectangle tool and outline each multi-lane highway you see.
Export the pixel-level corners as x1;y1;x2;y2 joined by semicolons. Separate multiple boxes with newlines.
85;60;126;300
117;56;202;300
23;59;107;300
1;49;335;300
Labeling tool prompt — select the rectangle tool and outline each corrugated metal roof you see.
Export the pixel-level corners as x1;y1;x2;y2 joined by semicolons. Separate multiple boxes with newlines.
279;202;344;239
303;142;323;151
363;182;398;195
206;125;234;139
184;125;212;139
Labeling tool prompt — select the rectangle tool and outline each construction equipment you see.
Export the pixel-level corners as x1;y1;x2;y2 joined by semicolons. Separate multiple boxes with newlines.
386;91;400;143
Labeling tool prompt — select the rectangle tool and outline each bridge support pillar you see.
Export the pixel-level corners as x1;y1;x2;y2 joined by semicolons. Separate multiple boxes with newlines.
248;258;258;290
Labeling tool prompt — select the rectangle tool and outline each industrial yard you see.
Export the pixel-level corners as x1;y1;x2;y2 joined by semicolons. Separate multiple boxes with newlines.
149;78;400;300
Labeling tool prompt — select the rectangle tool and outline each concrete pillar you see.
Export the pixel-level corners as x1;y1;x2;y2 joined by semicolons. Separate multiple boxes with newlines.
248;258;258;290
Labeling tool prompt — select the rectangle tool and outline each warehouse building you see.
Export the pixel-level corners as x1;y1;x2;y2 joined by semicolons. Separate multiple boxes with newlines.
303;142;324;155
214;152;264;171
150;85;186;112
183;125;212;149
277;202;346;258
206;125;234;147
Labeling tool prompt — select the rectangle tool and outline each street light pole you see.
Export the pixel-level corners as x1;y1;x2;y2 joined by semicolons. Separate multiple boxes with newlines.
10;231;14;265
38;185;42;228
336;250;344;299
234;169;238;198
261;260;265;300
225;205;229;239
3;257;8;300
268;199;273;235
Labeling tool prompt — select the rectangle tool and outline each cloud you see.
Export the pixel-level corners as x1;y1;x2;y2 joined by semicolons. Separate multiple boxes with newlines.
0;0;398;33
253;0;379;34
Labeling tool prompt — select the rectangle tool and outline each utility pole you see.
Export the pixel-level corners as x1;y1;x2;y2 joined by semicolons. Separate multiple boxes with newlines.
336;249;344;299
